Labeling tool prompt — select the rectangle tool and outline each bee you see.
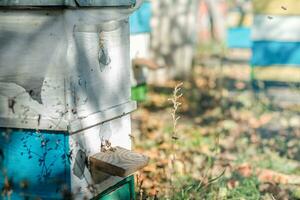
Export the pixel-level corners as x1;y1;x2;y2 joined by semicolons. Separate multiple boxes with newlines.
8;98;16;113
101;139;116;152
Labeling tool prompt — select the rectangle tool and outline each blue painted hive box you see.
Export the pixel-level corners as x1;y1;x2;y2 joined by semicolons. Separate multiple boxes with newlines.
251;0;300;84
227;27;252;49
129;1;151;34
226;8;252;49
129;1;152;102
0;1;143;199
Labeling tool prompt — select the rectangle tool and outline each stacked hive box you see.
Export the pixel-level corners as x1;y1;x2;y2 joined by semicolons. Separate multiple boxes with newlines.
150;0;200;79
252;0;300;84
129;0;152;101
227;2;252;49
0;1;142;199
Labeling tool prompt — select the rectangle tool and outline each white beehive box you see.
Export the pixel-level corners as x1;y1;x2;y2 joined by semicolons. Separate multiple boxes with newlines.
0;3;138;132
0;1;143;199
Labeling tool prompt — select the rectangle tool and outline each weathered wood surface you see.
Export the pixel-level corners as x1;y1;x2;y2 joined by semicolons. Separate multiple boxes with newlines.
0;114;134;199
70;114;133;199
89;146;149;177
0;9;136;132
0;5;140;199
0;128;70;199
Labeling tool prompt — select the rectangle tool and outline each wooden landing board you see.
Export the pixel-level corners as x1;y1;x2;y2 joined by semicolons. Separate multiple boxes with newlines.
132;58;160;70
89;146;149;177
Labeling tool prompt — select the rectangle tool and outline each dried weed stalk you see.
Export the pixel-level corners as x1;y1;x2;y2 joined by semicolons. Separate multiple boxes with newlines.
168;82;183;140
167;82;183;197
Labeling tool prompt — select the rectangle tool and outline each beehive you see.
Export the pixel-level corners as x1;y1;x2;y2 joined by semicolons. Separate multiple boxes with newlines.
150;0;200;79
227;1;252;49
252;0;300;84
0;1;146;199
129;1;152;102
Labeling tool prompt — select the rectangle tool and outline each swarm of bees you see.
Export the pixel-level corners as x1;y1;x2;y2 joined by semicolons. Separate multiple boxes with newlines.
100;139;116;152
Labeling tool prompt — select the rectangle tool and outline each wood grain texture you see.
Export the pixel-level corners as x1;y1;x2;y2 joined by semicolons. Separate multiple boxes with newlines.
89;146;149;177
69;115;132;199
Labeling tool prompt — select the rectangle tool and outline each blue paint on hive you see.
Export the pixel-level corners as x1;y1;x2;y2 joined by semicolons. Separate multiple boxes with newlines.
252;41;300;66
227;27;252;49
0;128;71;199
130;1;151;34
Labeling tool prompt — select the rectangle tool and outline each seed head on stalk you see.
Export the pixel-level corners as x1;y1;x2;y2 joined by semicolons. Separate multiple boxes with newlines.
168;82;183;140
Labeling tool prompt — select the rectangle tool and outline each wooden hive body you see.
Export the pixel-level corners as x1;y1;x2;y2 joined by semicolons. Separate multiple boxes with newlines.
252;0;300;84
0;2;148;199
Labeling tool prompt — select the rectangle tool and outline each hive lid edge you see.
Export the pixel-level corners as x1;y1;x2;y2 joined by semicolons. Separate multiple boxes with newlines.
0;0;136;7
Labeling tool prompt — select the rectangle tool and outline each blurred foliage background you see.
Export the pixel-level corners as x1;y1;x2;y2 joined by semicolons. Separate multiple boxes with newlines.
131;0;300;199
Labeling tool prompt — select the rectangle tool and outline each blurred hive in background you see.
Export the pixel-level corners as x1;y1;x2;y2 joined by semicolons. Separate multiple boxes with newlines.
227;0;252;49
226;0;252;62
150;0;200;81
130;0;153;101
251;0;300;84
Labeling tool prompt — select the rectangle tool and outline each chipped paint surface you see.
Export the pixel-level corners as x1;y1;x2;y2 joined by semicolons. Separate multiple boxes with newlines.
0;114;132;199
0;129;70;199
0;10;135;132
0;6;139;199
